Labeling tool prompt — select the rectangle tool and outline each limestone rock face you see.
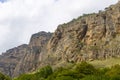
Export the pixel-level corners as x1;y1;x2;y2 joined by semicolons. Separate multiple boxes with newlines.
0;44;28;77
0;32;52;77
47;2;120;63
13;31;52;77
0;1;120;77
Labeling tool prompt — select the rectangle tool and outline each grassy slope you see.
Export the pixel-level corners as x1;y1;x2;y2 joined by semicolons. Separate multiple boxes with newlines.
52;58;120;70
89;58;120;68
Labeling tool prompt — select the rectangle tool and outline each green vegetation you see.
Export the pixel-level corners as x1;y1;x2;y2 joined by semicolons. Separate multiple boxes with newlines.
13;62;120;80
35;65;53;79
1;62;120;80
0;72;11;80
14;65;53;80
89;58;120;68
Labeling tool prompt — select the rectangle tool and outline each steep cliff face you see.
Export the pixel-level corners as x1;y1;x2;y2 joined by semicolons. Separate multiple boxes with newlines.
0;1;120;78
0;32;52;77
47;2;120;64
0;44;28;77
13;32;52;77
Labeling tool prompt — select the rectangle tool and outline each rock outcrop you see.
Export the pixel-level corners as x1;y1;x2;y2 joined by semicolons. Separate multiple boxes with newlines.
0;1;120;77
13;31;52;77
46;2;120;64
0;44;28;77
0;32;52;77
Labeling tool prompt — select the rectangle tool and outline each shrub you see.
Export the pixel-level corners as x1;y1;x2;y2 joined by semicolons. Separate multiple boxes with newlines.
55;76;76;80
97;68;110;75
110;75;120;80
0;72;11;80
46;67;85;80
57;70;84;79
75;62;96;75
105;64;120;80
46;67;66;80
13;74;37;80
35;65;53;78
81;75;109;80
106;64;120;77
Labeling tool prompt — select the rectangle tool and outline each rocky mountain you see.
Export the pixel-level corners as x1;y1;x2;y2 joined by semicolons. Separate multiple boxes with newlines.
0;44;28;77
0;32;52;77
46;1;120;65
0;1;120;77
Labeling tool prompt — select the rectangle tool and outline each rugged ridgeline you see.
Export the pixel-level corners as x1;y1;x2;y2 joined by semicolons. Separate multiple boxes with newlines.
46;2;120;64
0;1;120;77
0;32;52;77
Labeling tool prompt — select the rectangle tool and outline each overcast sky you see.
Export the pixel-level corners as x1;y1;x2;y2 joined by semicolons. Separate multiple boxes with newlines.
0;0;118;53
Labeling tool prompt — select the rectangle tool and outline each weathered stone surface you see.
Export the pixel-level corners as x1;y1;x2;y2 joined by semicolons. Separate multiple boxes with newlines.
0;32;52;77
47;1;120;63
0;44;28;77
13;31;52;77
0;1;120;77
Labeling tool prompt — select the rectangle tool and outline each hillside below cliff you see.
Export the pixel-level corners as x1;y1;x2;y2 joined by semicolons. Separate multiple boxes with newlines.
0;1;120;77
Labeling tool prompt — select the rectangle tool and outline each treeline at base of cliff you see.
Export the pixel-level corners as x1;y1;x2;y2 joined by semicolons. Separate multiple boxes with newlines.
1;62;120;80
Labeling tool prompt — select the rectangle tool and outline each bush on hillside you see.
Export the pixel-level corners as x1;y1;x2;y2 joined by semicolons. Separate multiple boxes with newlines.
81;75;109;80
35;65;53;79
0;72;11;80
13;74;38;80
106;64;120;79
75;62;96;75
55;76;76;80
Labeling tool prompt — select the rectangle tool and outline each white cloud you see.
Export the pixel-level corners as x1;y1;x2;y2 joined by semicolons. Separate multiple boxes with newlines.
0;0;118;53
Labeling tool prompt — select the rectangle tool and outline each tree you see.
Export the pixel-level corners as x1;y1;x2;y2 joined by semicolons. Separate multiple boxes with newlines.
35;65;53;78
75;62;96;75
